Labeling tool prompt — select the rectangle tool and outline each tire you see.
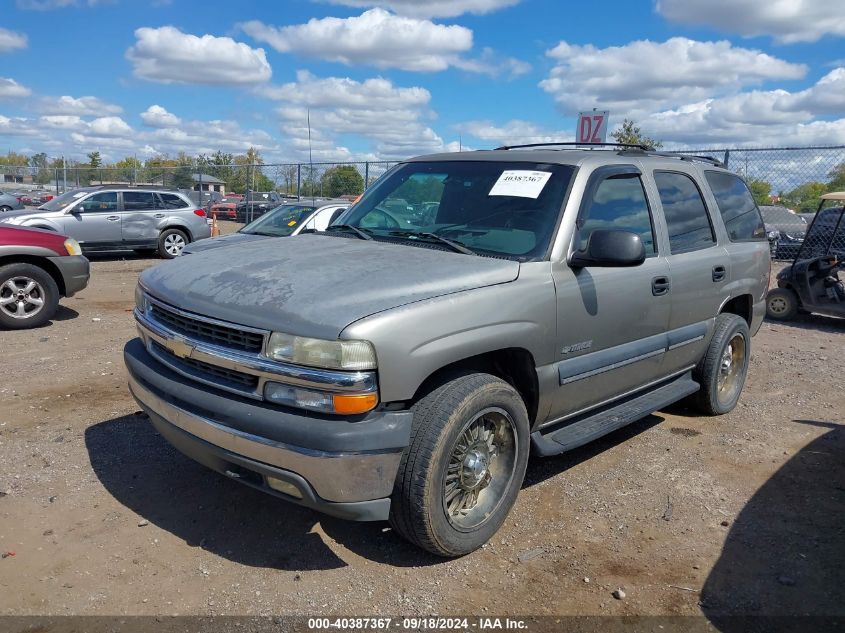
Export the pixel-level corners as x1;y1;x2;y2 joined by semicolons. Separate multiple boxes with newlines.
158;228;189;259
766;288;799;321
691;314;750;416
389;373;530;557
0;206;11;213
0;263;60;330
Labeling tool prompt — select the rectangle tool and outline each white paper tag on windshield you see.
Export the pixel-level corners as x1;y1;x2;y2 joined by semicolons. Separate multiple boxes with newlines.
489;170;552;198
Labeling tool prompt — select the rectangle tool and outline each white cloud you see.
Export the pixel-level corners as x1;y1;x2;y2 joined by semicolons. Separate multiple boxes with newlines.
39;95;122;116
540;37;807;116
0;28;28;53
656;0;845;44
452;47;531;78
460;119;573;146
140;104;181;128
126;26;272;85
318;0;520;18
40;115;84;129
266;71;448;160
240;9;473;72
0;77;32;99
639;69;845;146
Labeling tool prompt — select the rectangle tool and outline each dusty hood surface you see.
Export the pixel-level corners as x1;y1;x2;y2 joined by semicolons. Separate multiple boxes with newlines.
140;233;520;340
0;208;54;222
181;232;271;255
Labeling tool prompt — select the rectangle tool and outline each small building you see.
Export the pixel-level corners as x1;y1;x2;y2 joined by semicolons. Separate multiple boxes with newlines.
192;173;226;194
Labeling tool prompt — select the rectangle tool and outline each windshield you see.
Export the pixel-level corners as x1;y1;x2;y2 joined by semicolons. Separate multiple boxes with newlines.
338;161;575;260
39;189;92;212
240;204;317;236
795;205;845;260
760;206;806;226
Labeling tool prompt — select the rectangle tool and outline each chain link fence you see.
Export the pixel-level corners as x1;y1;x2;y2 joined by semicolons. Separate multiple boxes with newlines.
1;146;843;259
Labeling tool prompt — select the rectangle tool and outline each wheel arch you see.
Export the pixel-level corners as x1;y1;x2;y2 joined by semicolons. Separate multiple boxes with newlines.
162;224;193;242
719;293;753;326
0;255;66;296
408;348;540;426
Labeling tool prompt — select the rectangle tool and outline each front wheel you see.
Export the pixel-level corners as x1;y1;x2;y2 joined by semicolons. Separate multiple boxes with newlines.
766;288;799;321
389;373;529;557
691;314;750;416
0;263;59;329
0;206;11;213
158;228;188;259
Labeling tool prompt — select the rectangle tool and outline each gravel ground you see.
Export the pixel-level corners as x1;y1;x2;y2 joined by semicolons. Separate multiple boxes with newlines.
0;245;843;620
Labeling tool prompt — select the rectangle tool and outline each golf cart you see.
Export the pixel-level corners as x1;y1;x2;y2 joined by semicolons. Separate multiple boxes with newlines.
766;192;845;321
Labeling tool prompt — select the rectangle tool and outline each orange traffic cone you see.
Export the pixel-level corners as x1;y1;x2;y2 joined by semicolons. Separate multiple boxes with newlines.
211;212;220;237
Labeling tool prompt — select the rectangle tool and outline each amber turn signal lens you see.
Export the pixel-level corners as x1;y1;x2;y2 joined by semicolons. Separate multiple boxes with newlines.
332;393;378;415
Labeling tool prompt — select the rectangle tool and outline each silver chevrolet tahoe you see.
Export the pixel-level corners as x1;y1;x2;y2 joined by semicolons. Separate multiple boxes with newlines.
125;145;770;556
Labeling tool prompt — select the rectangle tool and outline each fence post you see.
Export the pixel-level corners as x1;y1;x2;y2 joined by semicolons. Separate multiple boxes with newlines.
364;162;369;190
723;150;730;168
55;168;59;196
296;164;301;200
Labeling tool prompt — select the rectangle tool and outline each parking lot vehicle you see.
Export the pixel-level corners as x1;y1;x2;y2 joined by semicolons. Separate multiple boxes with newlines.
0;185;211;259
236;191;284;222
126;145;769;556
182;200;348;255
767;192;845;320
209;202;237;220
0;225;89;329
0;192;24;213
760;205;807;259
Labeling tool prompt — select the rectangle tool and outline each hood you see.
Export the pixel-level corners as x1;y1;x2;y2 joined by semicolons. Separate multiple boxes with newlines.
181;232;270;255
141;233;520;340
0;208;52;222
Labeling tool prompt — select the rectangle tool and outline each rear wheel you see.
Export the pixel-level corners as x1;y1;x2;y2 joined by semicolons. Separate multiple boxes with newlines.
0;263;59;330
691;313;750;415
389;373;529;557
158;228;188;259
766;288;799;321
0;206;11;213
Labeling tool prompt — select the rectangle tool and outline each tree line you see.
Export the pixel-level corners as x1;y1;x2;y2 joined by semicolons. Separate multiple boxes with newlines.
0;148;367;198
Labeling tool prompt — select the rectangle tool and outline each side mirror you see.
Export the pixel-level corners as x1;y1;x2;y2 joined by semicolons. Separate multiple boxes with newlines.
569;229;646;268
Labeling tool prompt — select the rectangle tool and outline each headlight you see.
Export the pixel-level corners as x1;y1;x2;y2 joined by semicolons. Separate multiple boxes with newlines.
767;230;780;240
63;238;82;256
266;332;377;370
134;285;149;314
264;382;378;414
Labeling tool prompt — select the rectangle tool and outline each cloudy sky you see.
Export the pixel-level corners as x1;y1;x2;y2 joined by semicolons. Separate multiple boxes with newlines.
1;0;844;163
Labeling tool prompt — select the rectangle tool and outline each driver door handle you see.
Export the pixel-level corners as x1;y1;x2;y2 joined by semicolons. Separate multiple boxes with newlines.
154;213;165;218
106;216;120;221
712;265;727;282
652;276;671;296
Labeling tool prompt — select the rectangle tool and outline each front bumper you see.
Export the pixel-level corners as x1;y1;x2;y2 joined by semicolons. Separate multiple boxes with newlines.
124;338;412;521
49;255;90;297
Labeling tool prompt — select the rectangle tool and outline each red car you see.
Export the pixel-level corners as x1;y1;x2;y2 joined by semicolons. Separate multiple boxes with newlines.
209;202;237;219
0;225;90;329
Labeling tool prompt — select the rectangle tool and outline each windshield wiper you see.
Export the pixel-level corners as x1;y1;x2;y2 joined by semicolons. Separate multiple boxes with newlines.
389;231;477;255
325;224;373;240
241;230;280;237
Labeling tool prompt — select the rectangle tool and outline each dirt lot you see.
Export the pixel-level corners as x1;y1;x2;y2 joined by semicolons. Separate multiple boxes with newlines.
0;242;843;622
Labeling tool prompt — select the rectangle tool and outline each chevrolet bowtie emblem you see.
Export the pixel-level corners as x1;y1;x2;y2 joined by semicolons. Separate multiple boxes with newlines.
166;336;194;359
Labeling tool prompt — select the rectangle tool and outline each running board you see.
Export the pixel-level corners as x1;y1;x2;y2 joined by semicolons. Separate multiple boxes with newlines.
531;373;700;457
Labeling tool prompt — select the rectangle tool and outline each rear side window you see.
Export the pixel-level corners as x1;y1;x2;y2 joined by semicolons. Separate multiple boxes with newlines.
157;193;189;209
577;174;656;256
123;191;157;211
655;171;716;254
705;171;766;242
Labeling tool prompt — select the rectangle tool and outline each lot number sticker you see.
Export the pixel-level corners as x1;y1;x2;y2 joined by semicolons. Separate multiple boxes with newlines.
489;170;552;199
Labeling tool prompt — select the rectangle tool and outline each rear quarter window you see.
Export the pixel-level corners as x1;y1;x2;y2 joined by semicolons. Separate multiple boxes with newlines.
157;193;190;209
704;171;766;242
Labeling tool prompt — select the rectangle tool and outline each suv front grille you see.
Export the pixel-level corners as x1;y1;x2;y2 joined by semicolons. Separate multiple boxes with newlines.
150;341;259;392
150;303;265;353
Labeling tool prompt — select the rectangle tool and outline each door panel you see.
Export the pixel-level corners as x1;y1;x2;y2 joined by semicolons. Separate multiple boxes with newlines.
549;168;671;422
60;192;121;246
121;191;161;243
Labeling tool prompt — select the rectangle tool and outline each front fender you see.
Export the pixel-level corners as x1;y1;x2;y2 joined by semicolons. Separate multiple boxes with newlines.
342;262;557;403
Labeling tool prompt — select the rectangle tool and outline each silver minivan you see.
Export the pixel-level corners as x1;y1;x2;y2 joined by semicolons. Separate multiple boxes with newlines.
0;186;211;258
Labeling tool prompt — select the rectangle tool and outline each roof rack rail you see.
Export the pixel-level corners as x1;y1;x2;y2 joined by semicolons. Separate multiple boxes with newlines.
617;148;725;168
494;141;651;151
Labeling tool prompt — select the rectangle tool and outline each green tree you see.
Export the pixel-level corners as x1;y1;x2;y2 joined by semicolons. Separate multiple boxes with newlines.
30;152;52;185
782;181;827;213
610;119;663;149
747;178;772;206
320;165;364;197
0;151;30;167
827;162;845;191
87;151;102;168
